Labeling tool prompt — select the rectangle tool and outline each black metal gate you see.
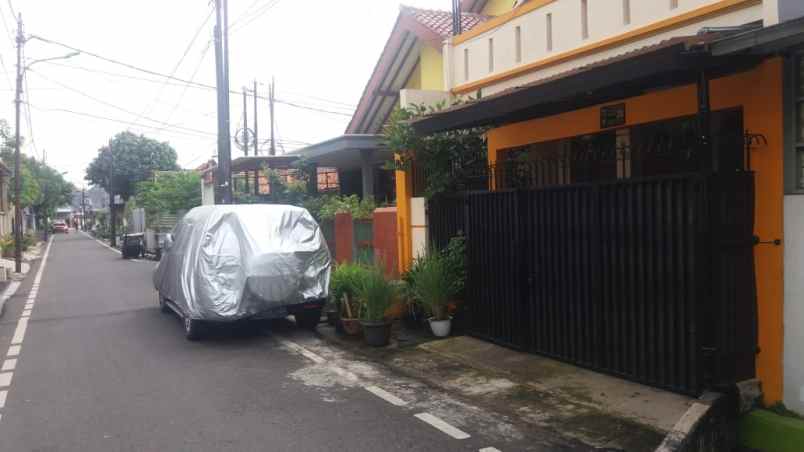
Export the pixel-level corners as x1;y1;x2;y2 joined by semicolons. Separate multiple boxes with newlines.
428;172;756;395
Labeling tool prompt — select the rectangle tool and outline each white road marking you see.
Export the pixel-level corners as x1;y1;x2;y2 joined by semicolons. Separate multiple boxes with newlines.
21;309;31;317
1;359;16;371
365;385;408;406
479;448;502;452
10;318;28;345
0;372;12;387
0;390;6;408
277;339;326;364
81;231;122;254
414;413;471;440
6;345;20;357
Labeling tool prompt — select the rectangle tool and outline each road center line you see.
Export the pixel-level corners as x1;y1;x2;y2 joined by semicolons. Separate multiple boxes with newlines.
1;359;16;371
0;390;6;408
6;345;20;357
0;372;12;387
365;385;408;406
414;413;471;440
479;448;502;452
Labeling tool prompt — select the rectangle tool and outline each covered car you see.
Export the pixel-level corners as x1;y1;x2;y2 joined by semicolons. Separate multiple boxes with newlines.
153;204;331;339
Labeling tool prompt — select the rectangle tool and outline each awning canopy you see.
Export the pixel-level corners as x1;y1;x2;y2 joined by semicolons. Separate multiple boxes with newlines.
230;155;299;173
710;15;804;56
411;33;766;135
289;134;390;170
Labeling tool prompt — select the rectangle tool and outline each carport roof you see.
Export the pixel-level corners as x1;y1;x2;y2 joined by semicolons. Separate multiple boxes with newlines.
289;134;390;170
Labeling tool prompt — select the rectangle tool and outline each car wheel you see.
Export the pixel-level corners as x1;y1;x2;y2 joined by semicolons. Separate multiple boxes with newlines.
184;316;203;341
295;308;322;331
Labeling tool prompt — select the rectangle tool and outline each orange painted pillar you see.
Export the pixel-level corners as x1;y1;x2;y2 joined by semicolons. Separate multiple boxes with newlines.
372;207;398;279
395;166;413;274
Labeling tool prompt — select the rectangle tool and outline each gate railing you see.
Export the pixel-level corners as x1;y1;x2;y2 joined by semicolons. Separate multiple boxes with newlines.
428;172;756;396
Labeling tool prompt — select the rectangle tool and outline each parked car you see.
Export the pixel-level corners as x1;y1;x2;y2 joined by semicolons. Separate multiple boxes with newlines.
153;204;332;340
52;221;69;233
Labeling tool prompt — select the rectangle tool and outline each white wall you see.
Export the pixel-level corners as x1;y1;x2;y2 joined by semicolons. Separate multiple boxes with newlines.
450;0;764;96
201;179;215;206
400;89;451;110
785;195;804;415
411;197;427;259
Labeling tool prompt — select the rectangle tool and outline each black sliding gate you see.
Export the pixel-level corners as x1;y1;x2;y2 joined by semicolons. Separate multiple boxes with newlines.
429;172;756;395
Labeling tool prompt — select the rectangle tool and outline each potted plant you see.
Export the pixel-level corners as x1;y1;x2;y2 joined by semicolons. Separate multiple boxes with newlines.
356;265;396;347
409;237;466;337
330;263;365;336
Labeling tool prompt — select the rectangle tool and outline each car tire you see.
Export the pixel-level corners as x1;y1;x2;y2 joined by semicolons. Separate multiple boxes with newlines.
184;316;203;341
295;308;322;331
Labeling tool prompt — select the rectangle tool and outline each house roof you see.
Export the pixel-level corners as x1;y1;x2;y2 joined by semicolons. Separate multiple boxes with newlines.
345;6;488;135
412;33;763;135
289;134;389;170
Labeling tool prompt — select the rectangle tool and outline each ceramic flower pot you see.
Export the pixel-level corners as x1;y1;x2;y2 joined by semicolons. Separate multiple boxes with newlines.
360;320;392;347
428;317;452;337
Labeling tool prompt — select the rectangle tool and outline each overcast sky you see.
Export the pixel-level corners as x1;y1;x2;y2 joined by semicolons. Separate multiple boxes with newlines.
0;0;451;187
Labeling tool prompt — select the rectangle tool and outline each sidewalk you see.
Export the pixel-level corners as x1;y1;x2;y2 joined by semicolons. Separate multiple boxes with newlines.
316;322;696;451
0;240;45;317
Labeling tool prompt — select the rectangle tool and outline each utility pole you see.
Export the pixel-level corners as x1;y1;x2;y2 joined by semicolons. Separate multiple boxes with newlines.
269;77;276;156
81;187;86;231
108;139;117;247
242;87;249;193
253;80;259;195
213;0;232;204
12;13;23;273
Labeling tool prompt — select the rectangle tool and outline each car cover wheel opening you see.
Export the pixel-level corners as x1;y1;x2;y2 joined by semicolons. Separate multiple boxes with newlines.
184;317;202;340
159;294;170;313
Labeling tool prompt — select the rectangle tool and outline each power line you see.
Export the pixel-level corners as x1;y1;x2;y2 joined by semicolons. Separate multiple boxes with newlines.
229;0;280;35
31;35;355;117
27;69;216;137
154;40;213;133
5;0;14;20
132;8;213;127
25;102;218;142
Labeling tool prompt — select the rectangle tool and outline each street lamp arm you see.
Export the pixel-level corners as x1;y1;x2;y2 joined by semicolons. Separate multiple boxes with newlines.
23;52;80;72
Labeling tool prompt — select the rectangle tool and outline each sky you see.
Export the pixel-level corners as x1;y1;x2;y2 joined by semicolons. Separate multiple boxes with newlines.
0;0;452;188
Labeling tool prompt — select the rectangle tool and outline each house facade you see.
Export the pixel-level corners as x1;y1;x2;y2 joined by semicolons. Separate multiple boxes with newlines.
397;0;804;411
0;161;11;237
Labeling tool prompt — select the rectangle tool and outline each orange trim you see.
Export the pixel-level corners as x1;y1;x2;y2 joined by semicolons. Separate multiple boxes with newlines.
453;0;557;45
452;0;760;95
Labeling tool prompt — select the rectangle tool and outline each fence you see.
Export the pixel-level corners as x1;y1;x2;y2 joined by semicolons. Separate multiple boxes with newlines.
428;172;756;396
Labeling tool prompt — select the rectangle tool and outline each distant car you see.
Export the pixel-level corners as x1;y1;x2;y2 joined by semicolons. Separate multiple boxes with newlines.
52;221;69;233
153;204;332;340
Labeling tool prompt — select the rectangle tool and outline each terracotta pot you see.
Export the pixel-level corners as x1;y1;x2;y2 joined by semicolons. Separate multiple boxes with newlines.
341;318;362;336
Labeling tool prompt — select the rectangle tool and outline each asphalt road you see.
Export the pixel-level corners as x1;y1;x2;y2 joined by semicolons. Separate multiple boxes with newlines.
0;232;579;452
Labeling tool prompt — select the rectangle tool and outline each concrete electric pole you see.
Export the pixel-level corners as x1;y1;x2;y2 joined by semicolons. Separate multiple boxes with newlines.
13;13;23;273
213;0;232;204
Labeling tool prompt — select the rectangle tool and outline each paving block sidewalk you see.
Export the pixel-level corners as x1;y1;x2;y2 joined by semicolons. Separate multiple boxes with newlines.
317;324;695;451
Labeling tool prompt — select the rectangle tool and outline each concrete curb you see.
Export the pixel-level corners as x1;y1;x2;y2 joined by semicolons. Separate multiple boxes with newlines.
654;392;731;452
0;280;22;319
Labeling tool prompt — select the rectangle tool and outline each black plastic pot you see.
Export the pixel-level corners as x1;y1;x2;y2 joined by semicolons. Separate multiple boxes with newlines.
360;321;391;347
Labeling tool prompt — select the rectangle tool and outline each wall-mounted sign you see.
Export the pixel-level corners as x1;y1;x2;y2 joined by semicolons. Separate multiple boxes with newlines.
601;103;626;129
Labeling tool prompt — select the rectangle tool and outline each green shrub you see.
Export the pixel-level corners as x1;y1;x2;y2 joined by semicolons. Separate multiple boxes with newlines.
310;195;376;221
356;264;396;323
330;262;368;318
0;235;13;258
405;236;466;321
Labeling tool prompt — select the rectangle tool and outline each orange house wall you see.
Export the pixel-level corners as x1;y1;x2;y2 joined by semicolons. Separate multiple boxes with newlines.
487;58;784;404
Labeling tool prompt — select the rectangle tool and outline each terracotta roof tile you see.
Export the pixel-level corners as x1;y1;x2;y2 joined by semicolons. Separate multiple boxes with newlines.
402;6;489;39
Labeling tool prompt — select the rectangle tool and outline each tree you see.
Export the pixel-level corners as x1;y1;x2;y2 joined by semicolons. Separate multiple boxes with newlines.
85;131;179;201
0;119;73;221
383;103;488;198
134;171;201;219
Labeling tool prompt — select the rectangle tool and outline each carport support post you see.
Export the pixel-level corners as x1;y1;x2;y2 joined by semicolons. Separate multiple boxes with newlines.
360;149;374;200
697;70;715;172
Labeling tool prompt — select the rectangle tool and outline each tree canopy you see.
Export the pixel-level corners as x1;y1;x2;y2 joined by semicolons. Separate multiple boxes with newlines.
85;131;179;200
0;120;73;220
134;171;201;219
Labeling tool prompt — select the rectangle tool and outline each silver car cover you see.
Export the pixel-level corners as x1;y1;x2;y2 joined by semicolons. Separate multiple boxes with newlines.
153;204;331;321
